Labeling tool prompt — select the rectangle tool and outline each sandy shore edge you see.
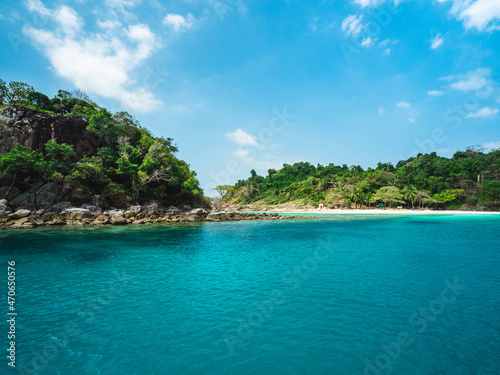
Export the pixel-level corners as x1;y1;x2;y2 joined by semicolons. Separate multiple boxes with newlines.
242;208;500;215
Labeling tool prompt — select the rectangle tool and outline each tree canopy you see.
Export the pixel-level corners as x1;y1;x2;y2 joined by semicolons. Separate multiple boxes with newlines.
226;149;500;209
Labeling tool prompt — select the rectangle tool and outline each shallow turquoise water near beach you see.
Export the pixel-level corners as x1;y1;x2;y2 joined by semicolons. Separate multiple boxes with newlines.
1;215;500;375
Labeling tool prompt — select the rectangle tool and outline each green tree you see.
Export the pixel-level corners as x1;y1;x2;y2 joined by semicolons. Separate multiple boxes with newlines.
44;140;75;174
433;189;464;204
401;185;418;208
372;186;404;208
5;81;35;104
87;108;118;144
478;181;500;204
0;144;51;182
0;79;7;105
27;91;52;110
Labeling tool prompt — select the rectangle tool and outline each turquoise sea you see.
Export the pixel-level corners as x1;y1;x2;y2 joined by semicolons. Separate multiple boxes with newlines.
1;215;500;375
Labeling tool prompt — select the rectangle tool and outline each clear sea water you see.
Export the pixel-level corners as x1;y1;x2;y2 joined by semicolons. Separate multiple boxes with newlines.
1;214;500;375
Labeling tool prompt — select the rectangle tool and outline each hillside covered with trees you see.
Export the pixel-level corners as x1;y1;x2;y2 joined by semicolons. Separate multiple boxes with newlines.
0;78;206;209
222;150;500;210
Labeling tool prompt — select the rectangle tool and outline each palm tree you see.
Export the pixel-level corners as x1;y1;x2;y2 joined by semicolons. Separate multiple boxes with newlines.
402;185;418;208
348;187;363;208
416;190;431;209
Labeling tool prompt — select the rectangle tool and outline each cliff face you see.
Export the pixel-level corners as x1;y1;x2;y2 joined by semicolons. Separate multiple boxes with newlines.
0;105;101;157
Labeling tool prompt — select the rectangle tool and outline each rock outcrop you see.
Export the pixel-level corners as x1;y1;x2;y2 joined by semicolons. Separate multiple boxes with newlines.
0;105;101;158
0;204;301;229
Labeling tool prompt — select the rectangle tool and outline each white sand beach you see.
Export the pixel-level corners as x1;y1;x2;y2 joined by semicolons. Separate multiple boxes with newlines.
250;207;500;215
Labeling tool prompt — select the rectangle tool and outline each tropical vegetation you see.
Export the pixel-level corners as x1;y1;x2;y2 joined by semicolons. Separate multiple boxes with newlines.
0;78;206;207
221;150;500;210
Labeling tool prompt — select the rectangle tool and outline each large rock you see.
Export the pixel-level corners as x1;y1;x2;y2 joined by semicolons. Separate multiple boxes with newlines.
110;213;128;225
0;186;20;200
8;209;31;219
94;214;110;225
65;208;92;220
166;206;182;214
185;208;208;222
189;208;208;215
52;201;72;213
81;204;102;214
9;182;64;211
0;198;10;212
205;212;228;222
128;205;142;213
0;105;101;158
140;204;163;215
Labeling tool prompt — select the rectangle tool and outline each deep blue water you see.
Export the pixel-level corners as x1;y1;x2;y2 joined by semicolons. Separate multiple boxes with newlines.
1;215;500;375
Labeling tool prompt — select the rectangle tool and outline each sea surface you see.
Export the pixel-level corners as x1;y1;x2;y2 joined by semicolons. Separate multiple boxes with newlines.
1;214;499;375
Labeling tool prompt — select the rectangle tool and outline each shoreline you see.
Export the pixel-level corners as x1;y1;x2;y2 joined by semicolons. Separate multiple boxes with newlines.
240;208;500;216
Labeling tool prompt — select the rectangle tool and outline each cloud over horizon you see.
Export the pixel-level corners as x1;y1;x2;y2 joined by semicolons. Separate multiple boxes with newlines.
23;0;162;112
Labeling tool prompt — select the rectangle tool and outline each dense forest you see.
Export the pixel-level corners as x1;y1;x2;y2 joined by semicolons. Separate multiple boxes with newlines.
222;150;500;210
0;79;206;208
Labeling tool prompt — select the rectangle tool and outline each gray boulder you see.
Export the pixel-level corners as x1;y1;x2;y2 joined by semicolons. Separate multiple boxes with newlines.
52;201;72;213
0;186;20;200
140;204;163;215
166;206;182;214
9;182;64;211
65;208;92;220
110;213;128;225
8;209;31;219
0;198;10;212
81;204;102;214
205;212;228;222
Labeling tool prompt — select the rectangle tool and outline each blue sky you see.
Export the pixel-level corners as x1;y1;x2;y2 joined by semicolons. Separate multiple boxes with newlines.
1;0;499;195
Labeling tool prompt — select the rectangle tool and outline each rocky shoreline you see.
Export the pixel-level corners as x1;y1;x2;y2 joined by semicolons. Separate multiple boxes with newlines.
0;201;300;229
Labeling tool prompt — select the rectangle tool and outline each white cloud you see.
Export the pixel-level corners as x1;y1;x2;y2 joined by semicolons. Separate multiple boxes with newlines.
106;0;141;9
378;38;391;47
352;0;382;7
341;14;364;36
443;68;492;92
482;140;500;150
436;148;451;153
97;20;122;29
466;107;499;118
397;101;419;122
23;2;161;112
163;13;195;32
442;0;500;31
431;33;444;49
428;90;444;96
26;0;50;15
351;0;401;8
378;107;386;115
226;129;258;146
361;36;376;47
382;47;391;56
